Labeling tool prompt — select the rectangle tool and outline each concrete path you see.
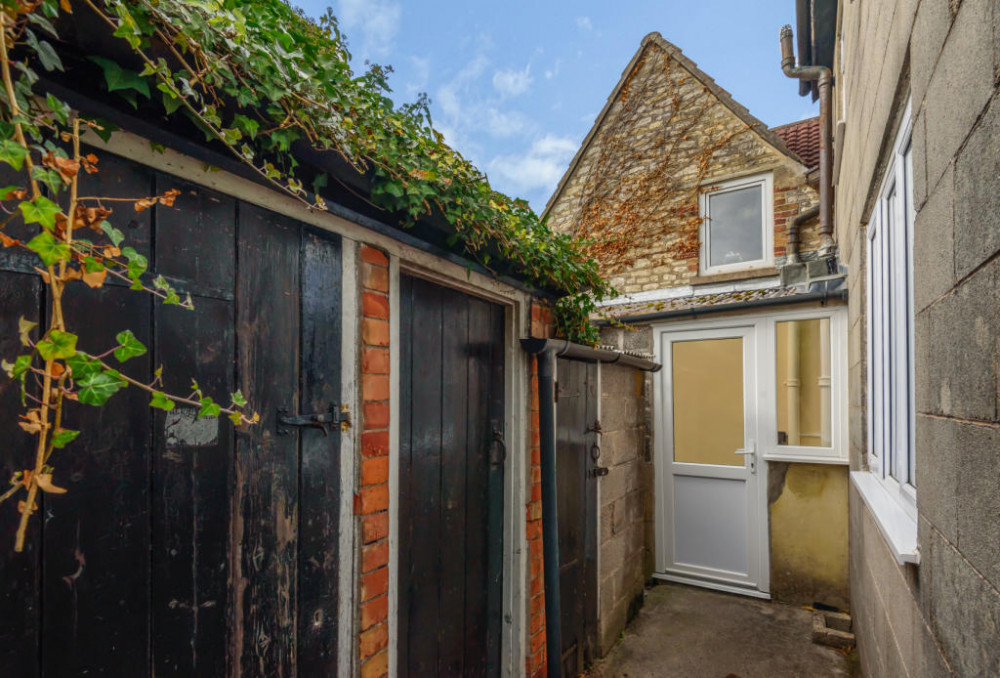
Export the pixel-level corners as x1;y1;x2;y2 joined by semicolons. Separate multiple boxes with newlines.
587;582;850;678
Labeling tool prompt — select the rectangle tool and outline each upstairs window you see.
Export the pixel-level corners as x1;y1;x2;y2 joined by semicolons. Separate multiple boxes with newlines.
700;173;774;274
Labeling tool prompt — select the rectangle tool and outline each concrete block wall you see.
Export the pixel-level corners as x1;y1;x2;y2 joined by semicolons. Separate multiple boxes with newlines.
596;363;653;656
836;0;1000;674
545;38;820;295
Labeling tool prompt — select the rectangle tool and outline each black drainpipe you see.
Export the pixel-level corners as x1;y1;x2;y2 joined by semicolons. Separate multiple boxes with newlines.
536;349;561;678
521;338;660;677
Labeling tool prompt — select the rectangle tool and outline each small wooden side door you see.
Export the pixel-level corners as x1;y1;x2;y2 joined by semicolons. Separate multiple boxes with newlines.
398;274;505;677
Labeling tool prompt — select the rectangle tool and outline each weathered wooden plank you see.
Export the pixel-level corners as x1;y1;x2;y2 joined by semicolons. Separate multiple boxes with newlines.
437;287;469;676
0;271;42;677
462;297;492;677
296;228;342;677
233;202;300;678
152;296;234;677
44;284;152;676
484;302;506;676
154;174;237;300
396;274;414;676
405;276;443;675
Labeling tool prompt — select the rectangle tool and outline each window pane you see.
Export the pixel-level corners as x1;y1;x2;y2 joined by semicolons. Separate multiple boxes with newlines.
708;185;764;267
776;319;832;447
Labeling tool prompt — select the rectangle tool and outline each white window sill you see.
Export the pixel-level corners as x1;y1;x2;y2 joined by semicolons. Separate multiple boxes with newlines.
851;471;920;565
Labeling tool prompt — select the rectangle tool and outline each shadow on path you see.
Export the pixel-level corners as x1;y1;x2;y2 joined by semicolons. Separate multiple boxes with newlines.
587;582;849;678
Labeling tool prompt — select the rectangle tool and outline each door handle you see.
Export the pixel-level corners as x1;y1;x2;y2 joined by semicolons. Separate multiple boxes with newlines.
734;443;757;474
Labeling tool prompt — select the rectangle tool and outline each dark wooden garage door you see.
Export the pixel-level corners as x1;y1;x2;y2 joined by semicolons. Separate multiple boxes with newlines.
398;275;505;677
556;358;599;676
0;153;343;677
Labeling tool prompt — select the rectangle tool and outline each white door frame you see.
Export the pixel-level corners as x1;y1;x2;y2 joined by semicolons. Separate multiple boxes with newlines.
651;304;849;599
653;323;769;598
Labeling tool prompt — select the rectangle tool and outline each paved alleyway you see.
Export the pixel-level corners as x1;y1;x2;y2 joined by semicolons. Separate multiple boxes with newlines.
588;583;850;678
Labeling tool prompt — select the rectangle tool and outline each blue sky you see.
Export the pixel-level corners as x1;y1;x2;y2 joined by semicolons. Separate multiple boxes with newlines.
294;1;818;211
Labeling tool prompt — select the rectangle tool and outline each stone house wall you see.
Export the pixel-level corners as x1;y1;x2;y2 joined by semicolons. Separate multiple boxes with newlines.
836;0;1000;675
596;363;653;656
545;35;821;296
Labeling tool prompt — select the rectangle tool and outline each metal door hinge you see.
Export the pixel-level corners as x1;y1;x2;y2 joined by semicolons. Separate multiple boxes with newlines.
277;403;352;436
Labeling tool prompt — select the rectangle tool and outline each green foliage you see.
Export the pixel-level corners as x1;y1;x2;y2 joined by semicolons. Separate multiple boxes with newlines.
76;370;127;406
36;329;77;361
113;329;147;362
80;0;612;335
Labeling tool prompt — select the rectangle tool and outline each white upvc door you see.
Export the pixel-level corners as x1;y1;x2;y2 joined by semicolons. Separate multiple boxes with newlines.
654;325;769;597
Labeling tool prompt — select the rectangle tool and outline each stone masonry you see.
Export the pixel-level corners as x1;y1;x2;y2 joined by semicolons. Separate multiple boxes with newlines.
545;33;821;297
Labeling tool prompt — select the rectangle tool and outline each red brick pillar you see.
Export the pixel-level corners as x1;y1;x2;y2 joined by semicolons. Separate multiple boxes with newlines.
526;300;554;678
357;245;390;678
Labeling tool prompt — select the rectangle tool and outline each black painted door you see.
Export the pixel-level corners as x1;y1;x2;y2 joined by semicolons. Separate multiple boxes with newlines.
556;358;599;676
398;274;505;677
0;154;343;677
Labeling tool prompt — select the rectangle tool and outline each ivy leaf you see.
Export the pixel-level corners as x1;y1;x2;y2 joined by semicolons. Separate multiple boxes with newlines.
2;354;31;380
19;196;62;230
51;429;80;448
18;316;37;346
89;56;150;98
36;329;77;361
228;411;243;426
46;93;70;125
230;390;247;407
0;140;29;170
113;329;147;362
198;397;221;419
150;391;175;411
100;220;125;247
66;353;101;380
24;28;63;72
77;371;126;406
26;231;70;266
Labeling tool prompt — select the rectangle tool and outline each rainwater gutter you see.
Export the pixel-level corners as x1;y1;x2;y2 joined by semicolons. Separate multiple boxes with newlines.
780;25;835;256
519;339;660;678
594;286;848;326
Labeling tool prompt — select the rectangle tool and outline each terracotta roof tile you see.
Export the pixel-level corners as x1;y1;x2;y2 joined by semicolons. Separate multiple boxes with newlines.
771;117;821;168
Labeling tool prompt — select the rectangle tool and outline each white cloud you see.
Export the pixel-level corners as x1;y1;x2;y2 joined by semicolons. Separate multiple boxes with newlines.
492;65;533;99
405;56;431;96
576;16;593;31
544;58;562;80
337;0;401;62
489;134;579;197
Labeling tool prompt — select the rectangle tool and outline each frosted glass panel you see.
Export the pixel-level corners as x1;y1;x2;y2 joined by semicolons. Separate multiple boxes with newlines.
672;338;744;466
776;319;832;447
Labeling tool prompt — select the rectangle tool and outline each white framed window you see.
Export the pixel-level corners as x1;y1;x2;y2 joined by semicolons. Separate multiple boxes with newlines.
852;99;919;565
699;173;774;275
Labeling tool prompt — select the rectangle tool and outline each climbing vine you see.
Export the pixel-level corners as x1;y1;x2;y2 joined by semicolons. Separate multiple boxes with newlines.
0;0;257;550
73;0;612;339
564;47;748;278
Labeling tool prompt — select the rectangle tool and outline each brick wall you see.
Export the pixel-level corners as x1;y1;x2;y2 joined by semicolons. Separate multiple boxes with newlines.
526;301;554;678
546;38;820;295
357;245;390;678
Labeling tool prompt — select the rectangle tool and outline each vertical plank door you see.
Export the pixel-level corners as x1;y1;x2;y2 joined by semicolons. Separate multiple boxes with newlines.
398;275;505;678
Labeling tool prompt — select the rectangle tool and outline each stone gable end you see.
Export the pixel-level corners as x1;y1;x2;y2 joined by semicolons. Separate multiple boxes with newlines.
546;40;821;295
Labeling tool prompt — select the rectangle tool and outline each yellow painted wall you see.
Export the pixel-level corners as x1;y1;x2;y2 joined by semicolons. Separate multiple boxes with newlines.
775;319;829;447
768;462;850;610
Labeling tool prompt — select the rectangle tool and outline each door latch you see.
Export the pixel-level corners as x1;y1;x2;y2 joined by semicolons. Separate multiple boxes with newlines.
277;403;352;436
490;425;506;467
734;443;757;474
589;467;609;478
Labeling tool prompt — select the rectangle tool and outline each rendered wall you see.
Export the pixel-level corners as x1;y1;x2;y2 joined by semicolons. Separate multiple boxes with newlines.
767;462;849;611
836;0;1000;675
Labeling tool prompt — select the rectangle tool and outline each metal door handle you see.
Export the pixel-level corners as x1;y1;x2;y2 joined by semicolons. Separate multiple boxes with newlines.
735;444;757;474
490;426;506;466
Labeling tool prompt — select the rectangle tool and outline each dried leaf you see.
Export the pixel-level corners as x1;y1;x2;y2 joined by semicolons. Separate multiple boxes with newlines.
82;267;107;288
103;245;121;258
33;267;51;284
35;474;67;494
133;196;158;212
18;316;37;346
18;410;43;434
0;232;19;247
18;499;38;515
49;362;65;378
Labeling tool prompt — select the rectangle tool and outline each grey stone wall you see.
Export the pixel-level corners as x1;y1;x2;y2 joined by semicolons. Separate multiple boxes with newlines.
596;363;653;656
837;0;1000;675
